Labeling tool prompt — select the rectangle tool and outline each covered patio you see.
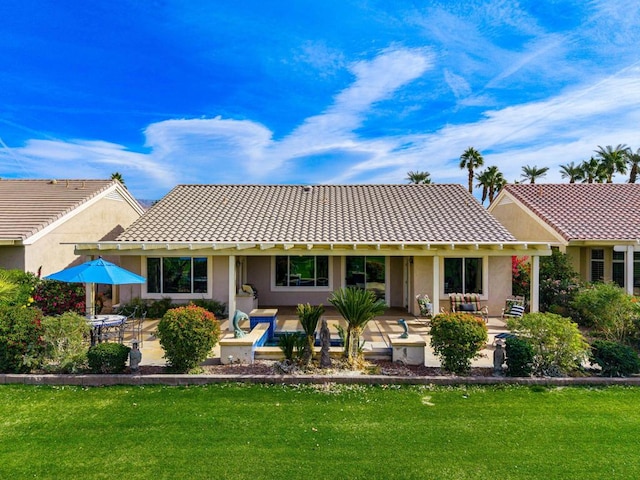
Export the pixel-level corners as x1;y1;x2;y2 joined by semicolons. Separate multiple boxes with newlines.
133;307;512;369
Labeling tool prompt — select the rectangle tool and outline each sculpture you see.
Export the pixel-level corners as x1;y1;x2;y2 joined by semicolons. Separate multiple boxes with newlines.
233;310;248;338
493;342;506;375
319;318;332;368
398;318;409;338
129;341;142;372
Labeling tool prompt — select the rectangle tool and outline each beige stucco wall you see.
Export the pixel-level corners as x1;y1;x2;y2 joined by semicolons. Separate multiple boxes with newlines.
0;246;26;271
486;256;512;315
490;199;559;243
411;256;433;316
389;256;404;308
23;195;141;277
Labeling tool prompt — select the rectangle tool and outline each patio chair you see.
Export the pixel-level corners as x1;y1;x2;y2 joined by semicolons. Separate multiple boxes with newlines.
126;311;146;347
501;295;525;320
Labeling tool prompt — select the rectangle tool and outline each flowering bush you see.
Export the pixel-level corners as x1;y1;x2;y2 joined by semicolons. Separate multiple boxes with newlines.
512;256;530;300
156;304;221;372
0;305;45;373
33;280;85;316
0;269;38;308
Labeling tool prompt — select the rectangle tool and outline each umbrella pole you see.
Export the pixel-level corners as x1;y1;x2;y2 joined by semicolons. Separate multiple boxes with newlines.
86;282;95;318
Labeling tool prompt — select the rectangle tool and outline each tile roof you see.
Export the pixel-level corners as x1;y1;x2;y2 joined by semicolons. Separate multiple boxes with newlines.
502;183;640;241
116;184;516;244
0;179;117;241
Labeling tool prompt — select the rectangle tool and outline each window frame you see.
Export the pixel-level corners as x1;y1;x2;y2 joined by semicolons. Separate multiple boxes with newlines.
612;250;625;288
590;248;605;283
271;255;332;292
143;256;210;299
441;256;489;299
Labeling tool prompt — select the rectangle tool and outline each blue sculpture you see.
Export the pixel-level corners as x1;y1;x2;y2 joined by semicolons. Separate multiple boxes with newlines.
233;310;249;338
398;318;409;338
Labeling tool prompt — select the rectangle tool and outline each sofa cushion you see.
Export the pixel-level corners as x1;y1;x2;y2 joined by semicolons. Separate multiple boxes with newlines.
458;303;476;312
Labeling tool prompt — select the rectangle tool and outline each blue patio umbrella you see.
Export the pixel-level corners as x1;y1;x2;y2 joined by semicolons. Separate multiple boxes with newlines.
45;257;146;316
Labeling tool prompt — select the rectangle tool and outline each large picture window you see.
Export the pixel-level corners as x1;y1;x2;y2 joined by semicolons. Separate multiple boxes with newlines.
147;257;208;294
444;258;483;294
275;256;329;287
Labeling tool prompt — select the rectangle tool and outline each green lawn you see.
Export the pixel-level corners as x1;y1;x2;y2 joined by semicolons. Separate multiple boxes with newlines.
1;383;639;479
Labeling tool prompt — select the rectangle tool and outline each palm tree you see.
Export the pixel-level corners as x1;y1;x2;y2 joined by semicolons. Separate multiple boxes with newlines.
459;147;484;194
405;171;432;184
595;144;629;183
520;165;549;184
626;148;640;183
559;162;583;183
297;303;324;366
110;172;126;187
475;166;506;205
580;157;605;183
328;287;386;366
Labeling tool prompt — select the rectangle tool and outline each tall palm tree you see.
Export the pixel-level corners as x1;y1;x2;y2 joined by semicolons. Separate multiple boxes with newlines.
110;172;126;187
475;166;506;205
520;165;549;184
626;148;640;183
559;162;583;183
459;147;484;194
580;157;605;183
405;171;432;184
595;144;629;183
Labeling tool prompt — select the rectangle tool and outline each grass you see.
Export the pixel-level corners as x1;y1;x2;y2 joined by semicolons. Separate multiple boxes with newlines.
1;383;640;479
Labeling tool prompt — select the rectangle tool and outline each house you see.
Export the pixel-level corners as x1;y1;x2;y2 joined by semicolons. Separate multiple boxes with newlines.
0;179;145;277
489;183;640;295
74;184;551;319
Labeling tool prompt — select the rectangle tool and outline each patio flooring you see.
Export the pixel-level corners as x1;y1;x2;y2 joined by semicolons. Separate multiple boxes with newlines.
131;307;511;369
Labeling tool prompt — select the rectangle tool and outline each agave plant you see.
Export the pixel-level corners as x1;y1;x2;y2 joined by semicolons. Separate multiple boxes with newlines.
328;287;386;365
297;303;325;366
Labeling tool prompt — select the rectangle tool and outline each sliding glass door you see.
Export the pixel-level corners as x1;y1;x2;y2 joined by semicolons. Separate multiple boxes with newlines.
345;256;386;301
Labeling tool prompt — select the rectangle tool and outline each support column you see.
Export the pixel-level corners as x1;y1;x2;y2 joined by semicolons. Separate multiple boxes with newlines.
626;246;634;295
228;255;236;331
432;256;440;314
530;255;540;312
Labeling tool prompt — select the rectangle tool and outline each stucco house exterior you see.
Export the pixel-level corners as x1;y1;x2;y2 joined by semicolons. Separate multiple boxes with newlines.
0;179;145;277
75;184;551;318
489;183;640;295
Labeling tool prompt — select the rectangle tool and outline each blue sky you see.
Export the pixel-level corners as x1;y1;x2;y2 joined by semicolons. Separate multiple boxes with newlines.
1;0;639;200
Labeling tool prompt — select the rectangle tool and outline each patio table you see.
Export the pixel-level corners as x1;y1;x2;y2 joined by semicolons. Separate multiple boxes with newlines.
87;314;126;346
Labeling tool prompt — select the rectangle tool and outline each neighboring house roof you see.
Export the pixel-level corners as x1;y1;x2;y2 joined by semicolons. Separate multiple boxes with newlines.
116;184;517;244
499;183;640;242
0;179;143;242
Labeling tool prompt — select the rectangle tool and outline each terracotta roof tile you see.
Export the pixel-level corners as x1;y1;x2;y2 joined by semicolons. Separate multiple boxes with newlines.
0;179;116;240
503;183;640;241
117;184;516;244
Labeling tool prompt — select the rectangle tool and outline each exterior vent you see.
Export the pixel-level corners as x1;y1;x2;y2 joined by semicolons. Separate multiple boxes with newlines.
303;185;313;193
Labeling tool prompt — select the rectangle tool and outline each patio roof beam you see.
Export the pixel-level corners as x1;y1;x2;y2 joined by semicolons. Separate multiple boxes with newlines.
235;243;257;250
259;243;276;250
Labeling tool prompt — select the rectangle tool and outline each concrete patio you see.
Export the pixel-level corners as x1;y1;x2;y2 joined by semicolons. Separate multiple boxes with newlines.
131;307;512;369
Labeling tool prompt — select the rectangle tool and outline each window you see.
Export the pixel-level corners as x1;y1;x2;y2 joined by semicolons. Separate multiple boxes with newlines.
590;249;604;282
444;258;483;294
346;256;386;301
634;252;640;295
612;251;625;288
147;257;208;294
275;256;329;287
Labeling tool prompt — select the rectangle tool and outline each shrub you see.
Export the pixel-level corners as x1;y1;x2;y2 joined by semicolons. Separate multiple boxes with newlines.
192;299;227;319
156;304;221;372
429;312;488;375
278;332;305;362
539;250;582;313
0;306;45;373
87;343;131;374
512;256;530;301
507;312;590;376
590;340;640;377
0;269;38;308
41;312;90;373
147;297;174;319
33;280;85;316
505;336;534;377
572;282;639;343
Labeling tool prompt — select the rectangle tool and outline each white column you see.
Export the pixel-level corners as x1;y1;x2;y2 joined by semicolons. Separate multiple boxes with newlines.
530;255;540;312
432;256;440;314
85;282;95;317
626;246;634;295
228;255;236;331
